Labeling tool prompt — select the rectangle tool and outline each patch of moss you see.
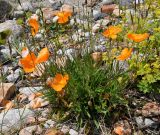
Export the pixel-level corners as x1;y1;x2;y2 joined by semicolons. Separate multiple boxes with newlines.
26;11;33;19
0;30;11;45
16;18;24;25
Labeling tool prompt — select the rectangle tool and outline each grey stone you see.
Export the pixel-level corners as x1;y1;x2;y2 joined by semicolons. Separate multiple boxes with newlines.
0;0;13;22
19;87;43;96
135;116;144;128
6;73;19;82
0;20;22;40
93;10;101;20
41;108;50;117
0;108;34;134
44;123;50;129
57;49;63;55
69;129;78;135
92;23;101;33
0;54;6;63
46;119;56;126
14;68;22;75
97;19;110;26
144;118;155;127
0;48;17;57
17;1;33;11
102;0;113;5
19;125;43;135
84;32;90;38
118;0;144;6
52;1;61;10
35;33;43;40
61;125;70;134
1;65;9;74
13;11;24;18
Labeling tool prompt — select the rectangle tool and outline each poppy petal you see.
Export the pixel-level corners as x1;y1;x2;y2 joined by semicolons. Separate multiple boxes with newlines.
103;26;122;39
20;53;37;73
117;48;133;61
47;73;69;92
28;18;39;36
56;11;71;24
36;47;50;64
127;33;149;42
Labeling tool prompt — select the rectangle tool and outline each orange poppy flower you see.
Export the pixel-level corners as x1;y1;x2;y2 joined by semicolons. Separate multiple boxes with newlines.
103;26;122;39
47;74;69;92
55;11;72;24
20;47;50;73
117;48;133;61
127;33;149;42
28;18;40;36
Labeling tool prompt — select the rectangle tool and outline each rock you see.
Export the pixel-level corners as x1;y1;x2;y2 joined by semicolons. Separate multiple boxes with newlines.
13;11;24;18
17;1;33;11
0;108;34;134
1;65;10;75
113;7;122;16
35;33;43;40
86;0;99;7
84;32;90;38
135;0;144;4
144;118;155;127
69;129;78;135
56;49;63;55
96;19;110;26
141;102;160;117
93;10;102;20
19;125;43;135
0;83;16;103
45;119;56;127
42;8;58;20
0;54;7;63
70;18;75;25
41;108;50;117
52;1;61;10
92;23;101;33
0;20;22;41
0;0;12;22
6;73;19;82
102;0;113;5
135;116;144;128
119;0;142;6
0;47;17;57
61;125;70;134
101;4;116;14
14;68;22;75
19;87;43;96
52;16;59;23
60;4;73;14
